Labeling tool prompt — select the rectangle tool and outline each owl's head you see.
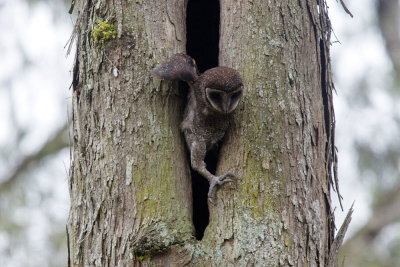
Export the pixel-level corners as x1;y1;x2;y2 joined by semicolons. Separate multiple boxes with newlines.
150;54;244;114
201;67;243;114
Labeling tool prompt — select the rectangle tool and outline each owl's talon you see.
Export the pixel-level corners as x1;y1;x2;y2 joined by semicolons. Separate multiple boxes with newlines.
207;173;237;198
222;172;237;180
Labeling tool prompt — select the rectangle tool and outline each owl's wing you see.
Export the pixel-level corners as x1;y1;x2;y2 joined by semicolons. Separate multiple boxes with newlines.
150;53;199;83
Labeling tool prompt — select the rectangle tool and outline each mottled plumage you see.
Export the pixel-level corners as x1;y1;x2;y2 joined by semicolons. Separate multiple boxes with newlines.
151;53;243;198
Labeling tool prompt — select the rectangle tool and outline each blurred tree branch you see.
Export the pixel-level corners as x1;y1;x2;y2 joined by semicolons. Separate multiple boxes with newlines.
0;124;69;190
338;0;354;18
341;186;400;265
350;186;400;242
377;0;400;75
344;0;400;247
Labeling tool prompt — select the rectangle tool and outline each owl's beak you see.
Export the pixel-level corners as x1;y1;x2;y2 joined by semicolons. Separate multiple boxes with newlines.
223;100;230;114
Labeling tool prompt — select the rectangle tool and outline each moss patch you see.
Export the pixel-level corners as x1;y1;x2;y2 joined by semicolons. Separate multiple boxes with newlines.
92;21;117;44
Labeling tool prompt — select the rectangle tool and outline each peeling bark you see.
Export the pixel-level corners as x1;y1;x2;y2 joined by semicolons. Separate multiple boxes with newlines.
68;0;341;266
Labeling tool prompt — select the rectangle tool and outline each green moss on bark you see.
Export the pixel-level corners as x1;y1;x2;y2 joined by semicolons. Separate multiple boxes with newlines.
92;21;117;44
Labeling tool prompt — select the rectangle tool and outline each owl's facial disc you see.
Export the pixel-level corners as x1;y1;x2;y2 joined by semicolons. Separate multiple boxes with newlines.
206;87;243;114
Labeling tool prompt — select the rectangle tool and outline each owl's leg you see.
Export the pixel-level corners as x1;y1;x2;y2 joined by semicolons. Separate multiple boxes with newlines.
190;141;214;181
189;141;236;198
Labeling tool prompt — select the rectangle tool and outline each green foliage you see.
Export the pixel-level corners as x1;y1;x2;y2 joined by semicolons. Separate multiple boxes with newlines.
92;21;117;44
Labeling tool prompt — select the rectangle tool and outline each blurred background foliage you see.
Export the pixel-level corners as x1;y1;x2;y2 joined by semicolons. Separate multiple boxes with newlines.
0;0;71;266
331;0;400;266
0;0;399;266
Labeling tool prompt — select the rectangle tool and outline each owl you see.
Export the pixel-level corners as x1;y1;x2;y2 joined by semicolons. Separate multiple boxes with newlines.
151;54;243;198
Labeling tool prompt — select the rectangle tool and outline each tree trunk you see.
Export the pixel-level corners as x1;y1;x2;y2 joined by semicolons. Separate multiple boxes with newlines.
67;0;340;266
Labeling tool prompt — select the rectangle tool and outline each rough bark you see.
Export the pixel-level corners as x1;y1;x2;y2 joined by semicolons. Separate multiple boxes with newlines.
67;0;340;266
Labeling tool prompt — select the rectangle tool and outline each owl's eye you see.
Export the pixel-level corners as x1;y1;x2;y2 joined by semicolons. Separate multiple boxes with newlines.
206;88;227;113
209;92;222;102
231;90;242;100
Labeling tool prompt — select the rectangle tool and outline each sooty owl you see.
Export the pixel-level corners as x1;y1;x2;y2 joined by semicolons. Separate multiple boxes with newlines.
150;53;243;198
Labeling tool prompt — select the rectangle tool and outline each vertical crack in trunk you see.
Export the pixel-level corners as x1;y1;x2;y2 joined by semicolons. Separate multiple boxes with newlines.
186;0;220;240
317;4;341;210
